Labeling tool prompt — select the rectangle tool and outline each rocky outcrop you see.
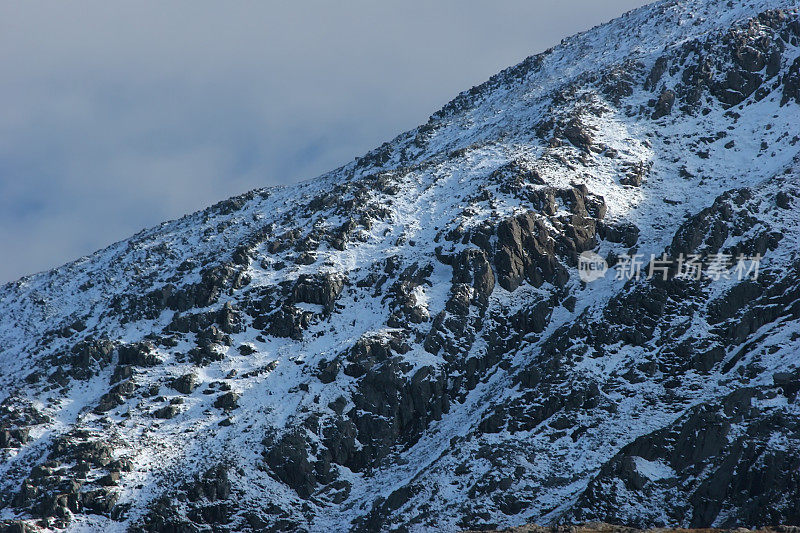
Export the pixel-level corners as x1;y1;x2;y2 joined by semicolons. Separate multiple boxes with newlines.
267;304;314;340
137;465;233;531
465;524;800;533
452;249;496;308
652;89;676;119
117;342;160;367
292;273;345;314
348;360;449;468
170;373;198;394
262;428;322;499
494;213;565;292
490;185;606;292
570;385;800;528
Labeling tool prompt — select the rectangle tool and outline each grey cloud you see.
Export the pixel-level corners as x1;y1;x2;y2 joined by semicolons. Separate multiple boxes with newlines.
0;0;651;282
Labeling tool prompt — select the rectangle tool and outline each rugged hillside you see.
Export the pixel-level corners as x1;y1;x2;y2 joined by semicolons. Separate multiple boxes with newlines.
467;524;800;533
2;0;800;531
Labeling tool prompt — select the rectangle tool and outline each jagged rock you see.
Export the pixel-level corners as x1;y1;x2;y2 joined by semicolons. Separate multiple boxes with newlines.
0;428;29;449
81;488;119;515
494;212;571;291
783;57;800;105
136;466;233;530
291;273;344;314
213;392;240;410
188;342;225;366
652;89;676;119
343;333;408;378
263;429;318;499
385;262;434;326
65;338;114;379
601;63;637;103
118;342;160;367
152;405;180;419
268;304;313;340
600;221;640;247
571;385;800;528
110;364;134;384
50;437;114;467
166;310;215;334
452;249;496;306
197;325;232;348
562;119;594;152
171;373;198;394
645;56;669;90
93;380;136;414
317;359;341;384
216;302;244;334
348;359;449;471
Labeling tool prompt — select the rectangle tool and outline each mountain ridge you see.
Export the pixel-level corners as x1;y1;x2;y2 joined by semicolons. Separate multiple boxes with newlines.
2;0;800;531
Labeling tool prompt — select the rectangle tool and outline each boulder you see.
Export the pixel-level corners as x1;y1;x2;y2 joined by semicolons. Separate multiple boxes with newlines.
0;428;30;449
652;89;675;119
213;392;240;410
268;305;313;340
152;405;181;420
171;373;199;395
291;273;345;314
117;342;160;367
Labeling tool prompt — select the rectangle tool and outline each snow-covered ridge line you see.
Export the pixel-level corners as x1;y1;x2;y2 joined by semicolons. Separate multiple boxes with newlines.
2;0;800;531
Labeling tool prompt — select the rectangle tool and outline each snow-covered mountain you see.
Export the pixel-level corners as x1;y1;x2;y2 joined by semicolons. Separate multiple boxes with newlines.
2;0;800;531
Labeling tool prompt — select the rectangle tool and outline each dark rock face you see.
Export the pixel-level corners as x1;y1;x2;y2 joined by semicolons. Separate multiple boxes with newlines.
452;249;495;307
137;465;233;532
94;379;136;414
118;342;160;367
349;360;449;468
0;429;29;449
9;433;124;527
571;385;800;528
171;373;199;394
118;262;251;322
292;273;345;314
783;56;800;105
562;119;595;152
648;7;800;113
386;262;434;326
61;338;114;380
263;429;320;499
267;304;314;340
645;56;669;91
495;213;568;292
213;392;240;410
600;221;640;248
343;334;407;378
493;185;604;292
652;89;676;119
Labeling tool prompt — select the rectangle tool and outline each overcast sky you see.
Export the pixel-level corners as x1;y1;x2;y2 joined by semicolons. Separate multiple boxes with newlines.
0;0;651;283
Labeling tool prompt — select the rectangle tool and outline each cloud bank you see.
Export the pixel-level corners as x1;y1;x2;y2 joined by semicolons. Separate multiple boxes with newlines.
0;0;650;282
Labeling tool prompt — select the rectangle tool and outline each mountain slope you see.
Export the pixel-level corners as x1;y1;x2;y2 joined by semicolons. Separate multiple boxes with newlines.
2;0;800;531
